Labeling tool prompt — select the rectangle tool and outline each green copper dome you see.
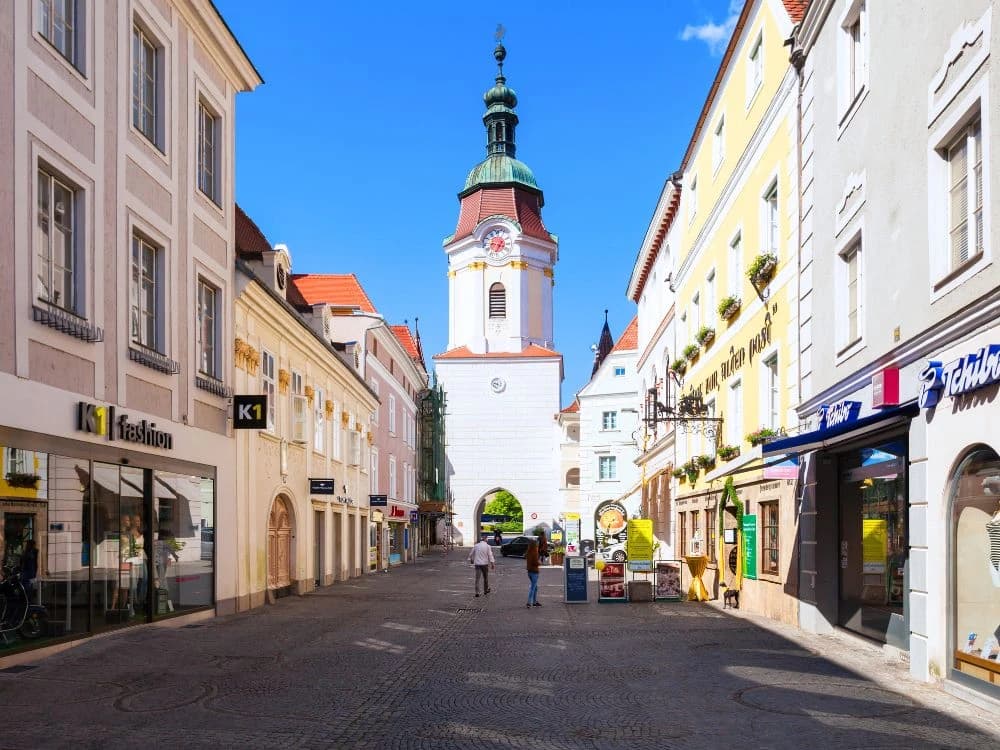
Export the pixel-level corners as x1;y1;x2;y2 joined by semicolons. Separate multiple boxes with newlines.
463;154;538;192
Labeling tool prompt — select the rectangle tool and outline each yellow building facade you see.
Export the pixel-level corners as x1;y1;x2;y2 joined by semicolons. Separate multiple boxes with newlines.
670;0;801;624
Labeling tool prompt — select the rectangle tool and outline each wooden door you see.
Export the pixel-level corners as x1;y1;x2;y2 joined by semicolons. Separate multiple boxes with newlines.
268;496;293;589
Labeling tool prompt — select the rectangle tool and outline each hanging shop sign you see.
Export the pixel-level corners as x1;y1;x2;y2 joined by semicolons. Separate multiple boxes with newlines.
369;494;388;507
77;402;173;450
564;556;588;603
872;367;900;408
626;519;654;572
919;345;1000;409
598;562;627;602
818;400;862;430
742;514;758;581
654;561;682;601
233;394;268;429
409;510;418;524
371;510;384;522
309;478;335;495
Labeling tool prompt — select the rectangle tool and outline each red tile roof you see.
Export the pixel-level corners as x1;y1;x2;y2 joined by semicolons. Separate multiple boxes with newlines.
782;0;808;23
390;325;423;364
234;204;272;258
288;274;377;313
433;344;562;360
452;187;550;244
611;316;639;353
560;400;579;414
630;185;681;302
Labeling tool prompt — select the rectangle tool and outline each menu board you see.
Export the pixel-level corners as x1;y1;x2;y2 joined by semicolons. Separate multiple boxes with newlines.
654;561;682;601
598;562;627;602
626;519;654;572
564;556;588;603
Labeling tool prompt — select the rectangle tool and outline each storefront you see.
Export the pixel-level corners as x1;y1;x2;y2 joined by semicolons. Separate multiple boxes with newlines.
387;503;417;565
369;510;384;571
0;416;217;655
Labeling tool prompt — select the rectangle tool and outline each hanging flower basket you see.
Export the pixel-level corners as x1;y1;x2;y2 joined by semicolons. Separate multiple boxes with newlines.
718;295;742;321
695;454;716;470
747;254;778;286
672;467;686;480
683;344;700;361
746;427;779;446
681;460;700;484
717;445;741;461
696;326;716;346
670;359;687;376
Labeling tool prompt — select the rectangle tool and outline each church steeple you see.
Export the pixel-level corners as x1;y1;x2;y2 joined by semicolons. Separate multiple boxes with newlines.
483;39;518;158
591;310;615;376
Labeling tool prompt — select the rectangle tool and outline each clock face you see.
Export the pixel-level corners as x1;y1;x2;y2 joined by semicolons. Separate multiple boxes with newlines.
483;229;511;261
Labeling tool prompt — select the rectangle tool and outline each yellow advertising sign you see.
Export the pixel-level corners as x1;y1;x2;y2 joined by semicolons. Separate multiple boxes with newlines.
565;512;580;520
626;519;654;571
862;519;887;573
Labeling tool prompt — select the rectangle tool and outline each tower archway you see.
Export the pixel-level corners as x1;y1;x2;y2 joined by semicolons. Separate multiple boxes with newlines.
474;488;525;542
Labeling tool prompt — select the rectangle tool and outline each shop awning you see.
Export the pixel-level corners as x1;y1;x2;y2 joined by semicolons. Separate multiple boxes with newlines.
762;402;919;457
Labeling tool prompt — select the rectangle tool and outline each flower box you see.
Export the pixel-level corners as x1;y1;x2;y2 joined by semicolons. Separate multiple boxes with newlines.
672;467;686;479
747;254;778;285
696;326;715;346
695;454;716;470
717;445;741;461
683;344;700;361
746;427;779;446
670;359;687;376
718;295;741;321
5;473;40;489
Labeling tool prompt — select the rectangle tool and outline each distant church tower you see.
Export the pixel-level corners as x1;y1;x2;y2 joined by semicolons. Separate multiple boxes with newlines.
433;38;562;542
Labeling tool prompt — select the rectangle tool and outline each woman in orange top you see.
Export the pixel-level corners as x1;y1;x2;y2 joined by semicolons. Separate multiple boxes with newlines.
526;541;541;608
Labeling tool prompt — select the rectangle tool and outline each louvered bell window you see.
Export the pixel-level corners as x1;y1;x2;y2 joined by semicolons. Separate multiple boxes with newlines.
489;283;506;319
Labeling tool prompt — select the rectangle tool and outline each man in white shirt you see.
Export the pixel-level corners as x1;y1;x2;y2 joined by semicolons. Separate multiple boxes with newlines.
468;534;496;597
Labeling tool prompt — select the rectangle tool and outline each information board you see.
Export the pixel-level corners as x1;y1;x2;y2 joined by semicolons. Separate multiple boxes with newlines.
626;519;654;572
862;518;887;573
598;562;627;602
742;514;757;581
564;556;588;603
654;561;682;601
565;513;581;555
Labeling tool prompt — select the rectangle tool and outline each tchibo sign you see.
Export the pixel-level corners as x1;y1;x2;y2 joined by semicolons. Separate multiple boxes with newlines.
77;402;174;450
919;345;1000;409
817;400;862;430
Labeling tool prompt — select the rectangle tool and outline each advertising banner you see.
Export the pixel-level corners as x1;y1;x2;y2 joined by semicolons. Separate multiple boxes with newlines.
565;513;581;555
862;519;888;573
742;514;758;581
596;501;628;553
598;562;627;602
626;519;654;572
564;556;588;603
654;561;683;601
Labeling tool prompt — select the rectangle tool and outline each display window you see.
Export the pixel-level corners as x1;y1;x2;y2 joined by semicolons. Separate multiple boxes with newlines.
951;446;1000;690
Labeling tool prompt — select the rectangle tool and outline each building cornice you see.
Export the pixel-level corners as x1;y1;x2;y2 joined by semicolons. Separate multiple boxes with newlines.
793;0;836;61
175;0;263;91
628;180;680;301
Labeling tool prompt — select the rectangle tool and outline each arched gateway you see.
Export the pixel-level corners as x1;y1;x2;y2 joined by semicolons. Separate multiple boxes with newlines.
267;495;294;591
433;42;562;542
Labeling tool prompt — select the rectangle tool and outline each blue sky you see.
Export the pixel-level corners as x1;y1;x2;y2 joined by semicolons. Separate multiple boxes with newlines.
217;0;739;404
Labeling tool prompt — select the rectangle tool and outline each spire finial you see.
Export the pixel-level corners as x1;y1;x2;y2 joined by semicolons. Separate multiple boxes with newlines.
494;24;507;78
604;309;609;323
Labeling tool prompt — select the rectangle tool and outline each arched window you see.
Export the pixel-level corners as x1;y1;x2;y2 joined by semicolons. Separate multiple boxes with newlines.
950;445;1000;687
489;283;506;319
565;468;580;488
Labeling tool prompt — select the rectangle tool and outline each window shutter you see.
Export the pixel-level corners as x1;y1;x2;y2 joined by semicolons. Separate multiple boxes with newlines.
489;283;506;318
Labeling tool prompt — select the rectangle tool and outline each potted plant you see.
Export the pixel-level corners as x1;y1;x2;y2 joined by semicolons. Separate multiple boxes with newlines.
746;427;779;446
717;444;741;461
747;253;778;286
682;460;700;484
671;467;686;480
670;358;687;376
695;326;716;346
695;454;716;470
718;295;741;321
4;473;40;489
550;545;566;566
683;343;700;361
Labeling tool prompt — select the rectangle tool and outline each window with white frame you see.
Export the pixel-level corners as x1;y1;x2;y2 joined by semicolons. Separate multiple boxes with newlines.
370;447;379;493
705;270;715;325
614;366;626;377
36;168;79;314
747;33;763;102
332;401;341;460
679;311;688;347
261;350;276;432
763;181;779;256
130;233;162;352
291;371;306;443
196;278;219;378
131;22;161;147
729;232;742;297
705;397;717;456
38;0;80;69
602;411;618;430
713;116;725;171
197;100;220;204
689;176;698;221
841;240;862;348
692;292;700;331
728;379;743;446
838;0;868;119
946;119;983;270
371;379;380;425
349;430;361;467
314;387;325;453
388;394;396;435
389;455;397;498
763;354;779;430
598;455;617;480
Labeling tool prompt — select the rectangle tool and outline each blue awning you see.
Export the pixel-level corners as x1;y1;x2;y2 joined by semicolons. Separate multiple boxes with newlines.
762;402;919;456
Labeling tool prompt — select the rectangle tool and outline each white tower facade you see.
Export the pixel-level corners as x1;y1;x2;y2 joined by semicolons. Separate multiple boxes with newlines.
434;41;562;542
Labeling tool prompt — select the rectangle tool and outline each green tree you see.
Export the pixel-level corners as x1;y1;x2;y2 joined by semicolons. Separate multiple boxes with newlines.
483;490;523;531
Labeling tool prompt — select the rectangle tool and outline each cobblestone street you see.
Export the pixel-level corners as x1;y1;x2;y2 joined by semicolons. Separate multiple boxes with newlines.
2;552;998;749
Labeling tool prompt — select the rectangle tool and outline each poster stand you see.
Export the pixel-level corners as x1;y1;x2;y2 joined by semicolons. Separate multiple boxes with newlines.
654;560;683;601
598;562;627;603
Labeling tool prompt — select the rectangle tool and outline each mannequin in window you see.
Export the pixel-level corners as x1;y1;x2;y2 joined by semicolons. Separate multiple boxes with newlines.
988;499;1000;588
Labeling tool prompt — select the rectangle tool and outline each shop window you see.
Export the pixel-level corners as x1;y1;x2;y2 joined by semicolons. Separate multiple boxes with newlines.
679;512;686;556
690;510;701;555
291;371;306;443
761;501;779;575
707;507;717;562
951;447;1000;688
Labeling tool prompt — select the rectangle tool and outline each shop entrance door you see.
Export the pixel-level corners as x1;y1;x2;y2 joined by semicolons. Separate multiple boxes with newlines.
838;440;907;646
314;510;323;586
267;496;293;590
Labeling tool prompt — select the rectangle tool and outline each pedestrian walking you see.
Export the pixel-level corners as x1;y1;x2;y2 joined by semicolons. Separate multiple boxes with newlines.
493;528;503;546
537;530;549;565
526;540;541;608
468;534;495;597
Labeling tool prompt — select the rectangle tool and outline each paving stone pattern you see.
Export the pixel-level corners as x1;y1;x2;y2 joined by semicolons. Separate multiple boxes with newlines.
1;551;998;749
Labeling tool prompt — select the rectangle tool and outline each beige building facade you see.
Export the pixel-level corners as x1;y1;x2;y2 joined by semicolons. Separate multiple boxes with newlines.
0;0;260;653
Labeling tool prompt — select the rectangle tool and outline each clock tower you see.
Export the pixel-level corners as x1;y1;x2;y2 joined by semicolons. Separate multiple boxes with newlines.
434;39;562;543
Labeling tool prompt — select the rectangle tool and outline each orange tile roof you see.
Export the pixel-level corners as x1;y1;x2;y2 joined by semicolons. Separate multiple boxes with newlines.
288;274;377;313
611;315;639;353
390;325;422;363
782;0;808;23
433;344;562;360
560;399;580;414
234;204;273;258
